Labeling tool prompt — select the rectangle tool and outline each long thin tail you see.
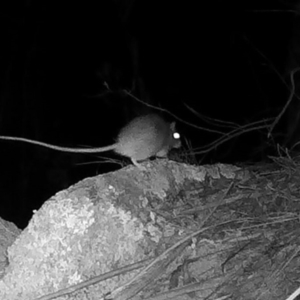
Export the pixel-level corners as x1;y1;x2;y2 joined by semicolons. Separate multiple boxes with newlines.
0;136;117;153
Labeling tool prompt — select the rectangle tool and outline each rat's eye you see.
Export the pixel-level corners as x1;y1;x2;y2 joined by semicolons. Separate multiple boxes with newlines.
173;132;180;139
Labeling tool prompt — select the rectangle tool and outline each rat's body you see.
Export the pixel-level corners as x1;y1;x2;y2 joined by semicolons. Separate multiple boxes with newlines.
0;114;181;167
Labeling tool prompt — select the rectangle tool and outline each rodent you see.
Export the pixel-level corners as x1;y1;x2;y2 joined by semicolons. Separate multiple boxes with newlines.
0;114;181;167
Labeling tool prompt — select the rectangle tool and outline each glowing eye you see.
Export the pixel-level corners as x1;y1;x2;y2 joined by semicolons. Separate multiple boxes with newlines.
173;132;180;139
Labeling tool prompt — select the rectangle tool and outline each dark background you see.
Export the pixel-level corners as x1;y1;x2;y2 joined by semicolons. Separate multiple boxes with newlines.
0;0;299;228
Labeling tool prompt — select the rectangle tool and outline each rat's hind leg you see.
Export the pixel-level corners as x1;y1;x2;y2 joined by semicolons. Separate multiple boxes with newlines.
131;158;146;170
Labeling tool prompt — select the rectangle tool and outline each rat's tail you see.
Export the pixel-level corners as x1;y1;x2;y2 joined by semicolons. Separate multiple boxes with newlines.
0;136;117;153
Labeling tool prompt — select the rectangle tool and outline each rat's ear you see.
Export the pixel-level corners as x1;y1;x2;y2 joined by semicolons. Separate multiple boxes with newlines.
170;122;176;131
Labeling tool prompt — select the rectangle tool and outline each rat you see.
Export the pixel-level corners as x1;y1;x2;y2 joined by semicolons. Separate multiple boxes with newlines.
0;114;181;167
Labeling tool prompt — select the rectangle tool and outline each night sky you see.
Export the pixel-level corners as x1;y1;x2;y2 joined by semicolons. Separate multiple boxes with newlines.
0;0;298;228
